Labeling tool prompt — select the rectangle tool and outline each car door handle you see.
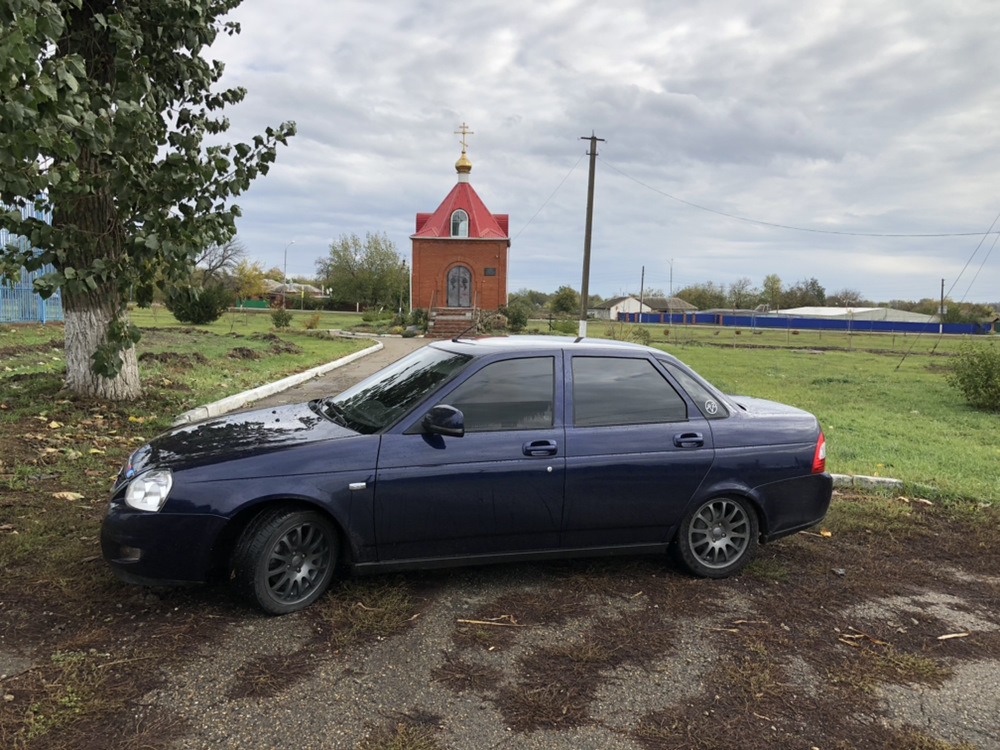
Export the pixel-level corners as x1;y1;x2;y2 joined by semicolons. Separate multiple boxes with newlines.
673;432;704;448
523;439;558;456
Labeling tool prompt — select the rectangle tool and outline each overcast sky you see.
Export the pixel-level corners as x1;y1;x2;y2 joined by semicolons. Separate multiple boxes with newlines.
207;0;999;305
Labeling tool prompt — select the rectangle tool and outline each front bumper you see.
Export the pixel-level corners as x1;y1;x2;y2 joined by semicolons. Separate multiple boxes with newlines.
101;503;229;586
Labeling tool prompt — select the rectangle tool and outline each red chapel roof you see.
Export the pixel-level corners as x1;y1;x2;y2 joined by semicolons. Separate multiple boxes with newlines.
412;180;509;239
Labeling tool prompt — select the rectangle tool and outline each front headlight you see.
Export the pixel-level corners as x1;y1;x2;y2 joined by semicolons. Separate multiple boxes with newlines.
124;469;173;512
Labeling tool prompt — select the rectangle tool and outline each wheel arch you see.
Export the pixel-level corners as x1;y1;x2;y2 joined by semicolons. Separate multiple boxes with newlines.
208;498;352;579
682;482;769;542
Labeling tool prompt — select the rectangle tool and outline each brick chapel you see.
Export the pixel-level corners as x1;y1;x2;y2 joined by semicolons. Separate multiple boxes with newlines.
410;125;509;335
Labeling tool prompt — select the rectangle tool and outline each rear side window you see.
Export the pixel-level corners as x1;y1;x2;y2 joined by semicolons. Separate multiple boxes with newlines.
660;361;729;420
443;357;555;432
572;357;687;427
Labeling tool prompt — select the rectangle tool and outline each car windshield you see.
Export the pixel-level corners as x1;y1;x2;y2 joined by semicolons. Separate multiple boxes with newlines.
315;346;472;434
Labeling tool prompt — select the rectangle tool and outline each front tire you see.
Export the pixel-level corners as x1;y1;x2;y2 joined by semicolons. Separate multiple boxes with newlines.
675;497;758;578
232;508;338;614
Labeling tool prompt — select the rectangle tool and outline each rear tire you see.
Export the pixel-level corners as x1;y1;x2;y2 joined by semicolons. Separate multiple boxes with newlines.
231;508;338;614
675;496;758;578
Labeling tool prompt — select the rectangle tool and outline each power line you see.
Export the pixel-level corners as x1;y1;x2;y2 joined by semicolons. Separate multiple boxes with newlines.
599;157;1000;239
511;152;587;241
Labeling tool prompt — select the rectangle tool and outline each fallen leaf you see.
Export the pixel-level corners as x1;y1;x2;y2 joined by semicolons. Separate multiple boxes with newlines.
52;491;85;501
48;421;64;429
820;529;833;537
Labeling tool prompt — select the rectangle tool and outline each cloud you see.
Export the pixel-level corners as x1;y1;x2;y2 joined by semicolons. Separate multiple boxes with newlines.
203;0;1000;302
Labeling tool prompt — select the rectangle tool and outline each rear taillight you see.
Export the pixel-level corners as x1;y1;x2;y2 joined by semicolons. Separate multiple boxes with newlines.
812;431;827;474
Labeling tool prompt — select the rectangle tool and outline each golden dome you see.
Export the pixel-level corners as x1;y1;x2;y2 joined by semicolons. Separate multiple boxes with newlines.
455;147;472;173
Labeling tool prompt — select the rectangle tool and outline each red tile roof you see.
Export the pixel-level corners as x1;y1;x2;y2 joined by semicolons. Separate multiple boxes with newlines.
412;181;508;239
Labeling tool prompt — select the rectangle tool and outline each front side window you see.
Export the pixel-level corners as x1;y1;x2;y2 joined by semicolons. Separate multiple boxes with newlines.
572;357;687;427
451;209;469;237
323;347;472;433
443;357;554;432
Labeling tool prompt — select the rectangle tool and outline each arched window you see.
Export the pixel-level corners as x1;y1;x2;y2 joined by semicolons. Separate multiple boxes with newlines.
451;209;469;237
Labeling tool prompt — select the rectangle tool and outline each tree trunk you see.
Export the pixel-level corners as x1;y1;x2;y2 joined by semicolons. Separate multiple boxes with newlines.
63;285;141;401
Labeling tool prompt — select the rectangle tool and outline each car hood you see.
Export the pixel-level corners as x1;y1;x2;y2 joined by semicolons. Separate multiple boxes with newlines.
127;402;357;474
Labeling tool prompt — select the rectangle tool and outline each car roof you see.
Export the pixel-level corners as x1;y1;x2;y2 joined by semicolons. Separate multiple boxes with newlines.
429;335;680;362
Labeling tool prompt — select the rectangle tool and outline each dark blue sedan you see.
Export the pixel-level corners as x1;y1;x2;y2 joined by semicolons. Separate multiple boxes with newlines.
101;336;831;614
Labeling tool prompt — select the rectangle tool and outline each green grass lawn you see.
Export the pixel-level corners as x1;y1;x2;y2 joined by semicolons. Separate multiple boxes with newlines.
659;339;998;504
127;304;368;333
531;319;998;504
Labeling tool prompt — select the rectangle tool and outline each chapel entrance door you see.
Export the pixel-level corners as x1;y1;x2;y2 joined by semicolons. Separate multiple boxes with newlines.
446;266;472;308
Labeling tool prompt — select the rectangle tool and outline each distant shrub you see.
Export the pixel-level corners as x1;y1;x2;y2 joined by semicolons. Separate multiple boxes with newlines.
166;285;233;325
302;312;321;330
499;304;527;332
362;308;392;323
605;323;650;345
948;339;1000;412
271;305;293;328
477;310;508;333
551;320;577;335
409;308;428;332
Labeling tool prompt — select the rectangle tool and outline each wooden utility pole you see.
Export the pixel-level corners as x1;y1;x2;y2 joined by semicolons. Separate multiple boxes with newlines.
639;265;645;316
578;132;605;337
940;278;945;334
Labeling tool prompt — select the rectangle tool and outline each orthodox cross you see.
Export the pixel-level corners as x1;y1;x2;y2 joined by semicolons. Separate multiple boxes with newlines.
454;122;474;152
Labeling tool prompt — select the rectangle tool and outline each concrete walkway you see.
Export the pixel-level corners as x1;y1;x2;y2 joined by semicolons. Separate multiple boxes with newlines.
172;335;428;424
237;335;427;410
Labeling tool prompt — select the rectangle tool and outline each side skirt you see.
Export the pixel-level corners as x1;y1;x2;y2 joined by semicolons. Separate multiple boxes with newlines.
349;542;670;575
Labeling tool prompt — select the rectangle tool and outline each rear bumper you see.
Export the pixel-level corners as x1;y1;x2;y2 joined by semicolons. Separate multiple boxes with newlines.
757;472;833;542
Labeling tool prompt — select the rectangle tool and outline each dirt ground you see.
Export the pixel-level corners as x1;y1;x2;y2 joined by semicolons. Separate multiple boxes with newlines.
2;338;999;749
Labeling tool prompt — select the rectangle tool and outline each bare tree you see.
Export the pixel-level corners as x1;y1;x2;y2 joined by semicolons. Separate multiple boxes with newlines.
727;277;757;309
828;288;865;307
196;237;247;284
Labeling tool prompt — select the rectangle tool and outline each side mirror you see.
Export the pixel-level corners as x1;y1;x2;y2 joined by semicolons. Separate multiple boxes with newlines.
422;405;464;438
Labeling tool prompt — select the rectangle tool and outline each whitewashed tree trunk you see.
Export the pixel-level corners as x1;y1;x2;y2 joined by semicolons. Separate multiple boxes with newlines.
57;144;142;402
63;290;141;401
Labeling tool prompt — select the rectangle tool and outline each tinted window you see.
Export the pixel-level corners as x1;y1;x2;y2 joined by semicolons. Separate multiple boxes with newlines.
443;357;554;432
573;357;687;427
327;347;472;433
659;361;729;420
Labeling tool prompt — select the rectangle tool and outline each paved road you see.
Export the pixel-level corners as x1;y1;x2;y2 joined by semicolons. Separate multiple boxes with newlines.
249;335;428;409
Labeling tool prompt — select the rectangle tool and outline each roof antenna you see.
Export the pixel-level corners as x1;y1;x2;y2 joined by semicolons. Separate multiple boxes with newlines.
453;321;479;341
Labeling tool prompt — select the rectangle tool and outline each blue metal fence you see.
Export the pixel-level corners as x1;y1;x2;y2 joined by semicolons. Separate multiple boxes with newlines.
618;311;993;336
0;205;63;323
